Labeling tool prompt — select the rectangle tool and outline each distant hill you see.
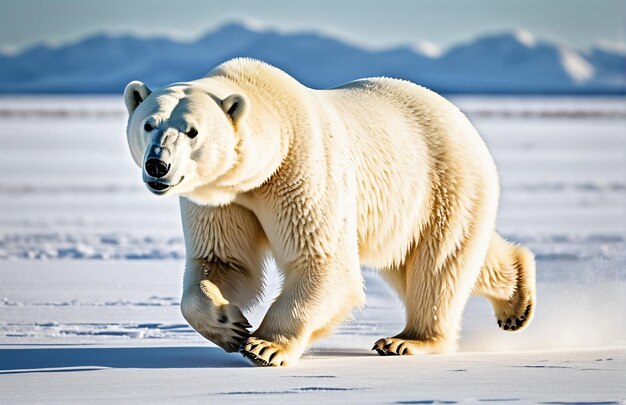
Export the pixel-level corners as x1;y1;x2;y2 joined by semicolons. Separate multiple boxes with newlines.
0;22;624;95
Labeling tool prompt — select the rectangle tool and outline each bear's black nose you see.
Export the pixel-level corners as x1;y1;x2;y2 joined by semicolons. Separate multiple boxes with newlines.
145;159;170;178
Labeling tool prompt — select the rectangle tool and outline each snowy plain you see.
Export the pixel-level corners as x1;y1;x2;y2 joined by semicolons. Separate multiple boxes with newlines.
0;96;624;403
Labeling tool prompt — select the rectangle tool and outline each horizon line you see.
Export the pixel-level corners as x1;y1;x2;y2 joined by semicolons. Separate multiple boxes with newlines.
1;19;624;57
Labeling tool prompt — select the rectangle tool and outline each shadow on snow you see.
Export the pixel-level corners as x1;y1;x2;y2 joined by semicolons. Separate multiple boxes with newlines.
0;346;249;373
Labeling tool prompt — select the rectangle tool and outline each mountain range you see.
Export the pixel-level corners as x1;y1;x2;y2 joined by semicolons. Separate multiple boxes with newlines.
0;22;623;95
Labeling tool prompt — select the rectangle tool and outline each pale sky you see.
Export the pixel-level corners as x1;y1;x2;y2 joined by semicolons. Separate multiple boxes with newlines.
0;0;624;53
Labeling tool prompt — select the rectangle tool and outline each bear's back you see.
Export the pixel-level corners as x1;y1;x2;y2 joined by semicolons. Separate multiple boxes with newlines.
316;77;496;269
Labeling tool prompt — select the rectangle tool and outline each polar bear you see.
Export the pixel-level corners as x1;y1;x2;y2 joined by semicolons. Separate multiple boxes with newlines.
123;58;536;366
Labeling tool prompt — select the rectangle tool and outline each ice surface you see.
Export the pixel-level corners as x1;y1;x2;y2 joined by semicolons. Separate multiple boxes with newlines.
0;96;624;403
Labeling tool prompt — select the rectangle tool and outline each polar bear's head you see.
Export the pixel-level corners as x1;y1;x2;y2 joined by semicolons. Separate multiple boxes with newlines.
124;81;248;204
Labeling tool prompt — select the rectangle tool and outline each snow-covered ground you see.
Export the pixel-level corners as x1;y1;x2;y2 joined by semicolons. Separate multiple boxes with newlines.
0;96;624;403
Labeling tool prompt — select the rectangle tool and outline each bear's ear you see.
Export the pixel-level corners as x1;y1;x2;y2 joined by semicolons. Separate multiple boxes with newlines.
220;94;248;125
124;81;152;113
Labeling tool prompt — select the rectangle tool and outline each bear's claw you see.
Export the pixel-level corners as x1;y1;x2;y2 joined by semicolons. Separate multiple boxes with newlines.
372;336;455;356
496;304;533;333
210;304;252;352
372;338;413;356
239;337;286;367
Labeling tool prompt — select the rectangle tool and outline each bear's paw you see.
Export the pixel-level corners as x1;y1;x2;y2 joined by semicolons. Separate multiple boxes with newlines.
372;337;453;356
210;304;252;352
239;337;288;367
496;303;533;332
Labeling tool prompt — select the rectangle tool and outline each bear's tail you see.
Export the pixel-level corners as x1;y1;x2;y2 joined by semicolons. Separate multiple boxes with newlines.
473;232;536;332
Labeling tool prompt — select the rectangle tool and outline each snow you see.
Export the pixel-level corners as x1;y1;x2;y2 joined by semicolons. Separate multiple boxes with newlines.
594;39;626;55
0;96;625;403
513;29;537;48
559;48;595;82
411;40;443;58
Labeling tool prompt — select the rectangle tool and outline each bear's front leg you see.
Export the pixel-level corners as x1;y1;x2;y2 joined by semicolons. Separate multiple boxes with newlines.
181;259;255;352
240;222;364;366
179;201;267;353
238;146;365;366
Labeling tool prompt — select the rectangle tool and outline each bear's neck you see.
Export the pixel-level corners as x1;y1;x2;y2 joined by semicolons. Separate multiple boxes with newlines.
189;75;309;206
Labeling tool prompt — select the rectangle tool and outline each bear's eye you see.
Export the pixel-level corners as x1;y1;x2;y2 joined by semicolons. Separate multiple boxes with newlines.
144;122;153;132
187;128;198;139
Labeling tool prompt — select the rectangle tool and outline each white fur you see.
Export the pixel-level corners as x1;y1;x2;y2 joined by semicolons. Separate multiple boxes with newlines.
124;58;536;366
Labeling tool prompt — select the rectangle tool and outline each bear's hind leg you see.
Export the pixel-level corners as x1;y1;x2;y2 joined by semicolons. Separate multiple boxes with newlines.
473;233;536;332
374;232;489;356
